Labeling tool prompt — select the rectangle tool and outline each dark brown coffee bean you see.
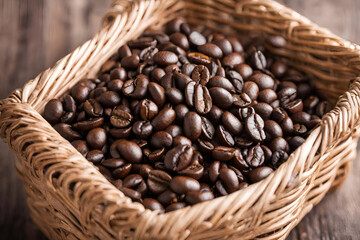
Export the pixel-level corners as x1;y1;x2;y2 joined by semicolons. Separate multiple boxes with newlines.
184;112;202;141
59;110;74;123
234;136;253;148
248;166;274;183
86;127;107;149
110;107;133;128
271;150;289;167
258;89;277;104
219;168;239;193
222;111;243;135
194;84;212;114
122;75;149;99
264;120;283;139
169;32;189;50
222;53;244;68
150;131;173;149
170;176;200;195
165;202;187;212
289;136;305;150
116;139;143;163
243;81;259;101
284;99;303;114
43;99;63;124
153;51;179;66
151;68;166;83
209;87;234;109
71;140;89;156
157;190;177;206
173;136;192;147
303;96;319;111
173;71;192;90
143;198;164;212
291;111;311;126
293;123;307;136
234;93;252;108
216;125;235;147
112;163;132;179
151;107;176;131
234;63;253;80
278;87;297;106
246;145;265;168
278;81;297;91
206;105;223;125
110;67;127;81
269;137;289;153
97;91;121;108
71;84;90;103
198;139;214;153
213;38;232;55
245;113;266;142
201;117;215;140
86;149;105;164
208;76;235;93
226;70;244;93
109;126;132;139
54;123;81;142
128;37;157;49
147;169;172;194
253;102;272;121
121;54;140;69
209;161;221;183
165;88;184;105
164;144;193;172
165;125;183;138
165;18;183;34
121;187;141;201
178;162;204;180
181;63;195;76
174;104;189;124
118;44;132;59
138;99;158;121
191;65;210;85
280;116;294;135
147;82;165;108
296;83;312;99
250;50;267;70
187;52;211;65
249;73;275;90
198;43;223;59
212;146;236;161
316;101;332;117
271;107;288;122
270;60;288;78
185;190;214;205
102;158;125;168
188;31;206;46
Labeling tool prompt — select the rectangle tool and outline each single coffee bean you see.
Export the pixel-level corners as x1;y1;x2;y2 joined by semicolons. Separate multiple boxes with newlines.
71;140;89;156
261;145;272;163
222;111;243;135
121;187;142;201
248;166;274;183
284;99;303;114
233;93;252;108
165;125;183;138
271;150;289;167
118;44;132;59
170;176;200;195
243;81;259;101
304;95;319;111
208;76;236;93
270;60;287;78
97;91;121;108
234;63;253;80
151;107;176;131
222;53;244;68
288;136;305;150
183;112;202;141
153;51;179;66
102;158;125;168
271;107;288;122
291;111;311;126
212;146;236;161
269;137;290;153
198;139;215;153
128;37;157;49
173;136;192;147
219;168;239;193
110;107;133;128
182;63;196;76
264;120;283;139
245;114;266;142
166;87;184;105
316;101;332;117
178;162;204;180
173;71;192;90
198;43;223;59
278;81;297;91
157;190;178;206
165;202;187;212
188;31;207;46
246;145;265;168
217;125;235;147
112;163;132;179
249;73;275;90
86;149;105;164
121;54;140;69
116;139;143;163
209;161;221;183
109;126;132;139
143;198;165;213
71;84;90;103
147;169;172;194
174;104;189;124
297;83;312;99
139;99;158;120
258;89;277;104
43;99;63;123
148;82;166;108
213;38;233;56
253;102;273;121
191;65;210;85
194;84;212;114
250;50;267;70
207;105;223;125
54;123;82;142
226;70;244;93
185;190;214;205
280;116;294;135
150;131;173;149
234;136;253;148
278;87;297;106
293;123;307;136
164;144;193;171
201;117;215;140
209;87;234;108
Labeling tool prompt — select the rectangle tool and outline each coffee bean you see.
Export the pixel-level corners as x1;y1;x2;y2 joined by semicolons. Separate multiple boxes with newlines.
278;87;297;106
138;99;158;121
109;126;132;139
150;131;173;149
116;139;143;163
54;123;82;142
43;99;64;124
212;146;236;161
270;60;287;78
148;82;166;108
121;187;142;201
213;38;232;56
304;96;319;111
248;166;274;183
187;52;211;65
112;163;132;179
316;101;332;117
164;144;193;171
170;32;189;50
121;54;140;69
271;150;289;167
222;111;243;135
258;89;277;104
280;116;294;135
194;84;212;114
253;102;273;121
249;73;275;90
188;31;206;46
198;139;215;153
226;70;244;93
71;140;89;156
174;104;189;124
209;87;234;109
165;125;183;138
173;71;192;90
222;52;244;68
264;120;283;139
178;162;204;180
234;63;253;80
86;149;105;164
217;125;235;147
71;84;90;103
288;136;305;150
208;76;235;93
243;81;259;101
245;113;266;142
198;43;223;59
250;50;267;70
86;127;107;149
110;107;133;128
291;111;311;126
102;158;126;168
191;65;210;85
97;91;121;107
166;88;184;105
122;75;149;99
151;107;176;130
143;198;164;212
173;136;192;147
184;112;202;141
128;37;157;49
284;99;303;114
201;116;215;140
185;190;214;205
157;190;178;206
147;169;172;194
219;168;239;193
271;107;288;122
233;93;252;108
234;136;253;148
269;137;289;153
170;176;200;195
206;105;223;125
153;51;179;66
165;202;187;212
246;145;265;168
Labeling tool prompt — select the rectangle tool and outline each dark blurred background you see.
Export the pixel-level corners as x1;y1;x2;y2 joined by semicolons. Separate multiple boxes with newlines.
0;0;359;239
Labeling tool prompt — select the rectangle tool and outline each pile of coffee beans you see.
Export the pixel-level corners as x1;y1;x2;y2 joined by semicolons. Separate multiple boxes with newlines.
43;18;332;213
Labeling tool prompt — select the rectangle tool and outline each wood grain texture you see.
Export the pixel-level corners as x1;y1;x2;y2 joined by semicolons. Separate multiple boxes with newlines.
0;0;359;239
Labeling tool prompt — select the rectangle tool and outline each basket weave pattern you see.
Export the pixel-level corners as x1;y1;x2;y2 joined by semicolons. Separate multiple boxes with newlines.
1;0;360;239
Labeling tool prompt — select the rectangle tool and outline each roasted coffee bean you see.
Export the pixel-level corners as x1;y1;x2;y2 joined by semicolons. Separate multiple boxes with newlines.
278;87;297;106
143;198;164;212
178;162;204;180
174;104;189;124
213;38;232;56
249;73;275;90
191;65;210;85
288;136;305;150
165;18;183;34
253;102;273;121
245;114;266;142
258;89;277;104
166;88;184;105
182;63;196;76
234;136;253;148
187;52;211;65
157;190;178;206
222;53;244;68
208;76;235;93
198;139;214;153
71;140;89;156
173;136;192;147
150;131;173;149
201;117;215;140
121;187;142;201
250;50;267;70
153;51;178;66
248;166;274;183
86;127;107;149
209;87;234;109
97;91;121;108
148;82;166;108
261;145;272;163
54;123;82;142
270;60;287;78
164;144;193;171
206;105;223;125
122;75;149;99
304;95;319;111
293;123;307;136
291;111;311;126
118;44;132;59
183;112;202;141
165;125;183;138
219;168;239;193
226;70;244;93
86;149;105;164
112;163;132;179
212;146;236;161
151;107;176;131
170;176;200;195
222;111;243;135
243;81;259;101
110;67;127;81
102;158;126;168
271;150;289;167
73;118;104;132
169;32;189;50
264;120;283;139
234;93;252;108
43;99;64;123
280;116;294;135
297;83;312;99
195;84;212;114
121;54;140;69
217;125;235;147
147;170;172;194
271;107;288;122
188;31;207;46
109;126;132;139
110;107;133;128
71;84;90;103
284;99;303;114
316;101;332;117
59;110;74;122
148;148;166;162
269;137;290;153
173;71;192;90
128;37;157;49
234;63;253;80
116;139;143;163
246;145;265;168
209;161;221;183
165;202;187;212
185;190;214;205
278;81;297;91
198;43;223;59
139;99;158;121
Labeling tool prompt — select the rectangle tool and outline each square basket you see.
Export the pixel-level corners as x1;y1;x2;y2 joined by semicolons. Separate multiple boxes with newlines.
1;0;360;239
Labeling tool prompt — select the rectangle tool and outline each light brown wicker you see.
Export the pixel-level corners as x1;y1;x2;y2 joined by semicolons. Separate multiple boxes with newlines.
1;0;360;239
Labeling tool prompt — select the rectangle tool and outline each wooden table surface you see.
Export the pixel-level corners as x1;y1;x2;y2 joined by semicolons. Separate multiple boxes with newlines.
0;0;359;239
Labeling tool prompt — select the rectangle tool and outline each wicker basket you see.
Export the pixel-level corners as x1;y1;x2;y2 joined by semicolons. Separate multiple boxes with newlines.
1;0;360;239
